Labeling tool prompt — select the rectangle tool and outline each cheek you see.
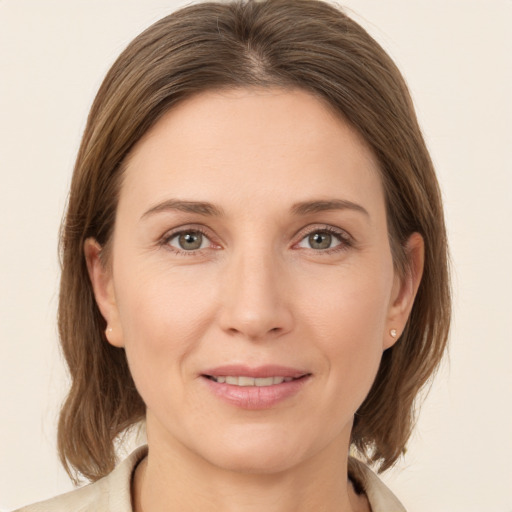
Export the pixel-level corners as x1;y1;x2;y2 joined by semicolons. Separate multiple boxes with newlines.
298;259;392;342
297;261;393;397
112;260;218;398
116;254;217;331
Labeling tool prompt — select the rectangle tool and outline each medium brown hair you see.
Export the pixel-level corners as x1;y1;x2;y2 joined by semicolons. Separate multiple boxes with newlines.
58;0;450;482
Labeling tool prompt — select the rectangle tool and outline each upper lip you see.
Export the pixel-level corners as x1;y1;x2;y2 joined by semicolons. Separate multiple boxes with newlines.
201;365;310;379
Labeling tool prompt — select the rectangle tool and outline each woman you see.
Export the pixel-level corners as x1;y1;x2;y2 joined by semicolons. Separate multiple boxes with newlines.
17;0;450;510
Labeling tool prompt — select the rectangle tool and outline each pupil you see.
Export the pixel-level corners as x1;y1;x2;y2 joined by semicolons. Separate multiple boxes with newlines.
179;232;202;250
310;232;331;249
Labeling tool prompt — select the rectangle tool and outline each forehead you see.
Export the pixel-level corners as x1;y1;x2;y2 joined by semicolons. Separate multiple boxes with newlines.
120;87;384;217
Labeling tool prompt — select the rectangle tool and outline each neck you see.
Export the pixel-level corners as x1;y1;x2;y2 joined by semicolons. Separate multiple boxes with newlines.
133;423;369;512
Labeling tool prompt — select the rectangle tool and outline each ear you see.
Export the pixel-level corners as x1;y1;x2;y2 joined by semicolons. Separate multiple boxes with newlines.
384;232;424;349
84;237;124;348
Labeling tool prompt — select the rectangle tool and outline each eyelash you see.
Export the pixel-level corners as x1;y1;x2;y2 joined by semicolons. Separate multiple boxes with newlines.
293;225;353;254
159;224;353;256
160;226;217;256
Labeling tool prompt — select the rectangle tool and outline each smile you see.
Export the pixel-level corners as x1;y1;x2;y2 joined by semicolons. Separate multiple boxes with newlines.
201;367;311;409
206;375;296;386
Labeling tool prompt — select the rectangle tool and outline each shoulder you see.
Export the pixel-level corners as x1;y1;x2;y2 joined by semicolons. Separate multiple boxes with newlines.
349;457;407;512
14;446;148;512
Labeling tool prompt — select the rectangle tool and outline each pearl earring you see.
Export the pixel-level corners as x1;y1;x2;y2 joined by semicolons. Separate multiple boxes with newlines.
390;328;397;338
106;327;113;334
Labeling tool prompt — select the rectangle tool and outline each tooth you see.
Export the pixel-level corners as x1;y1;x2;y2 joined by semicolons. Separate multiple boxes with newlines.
216;375;297;386
238;376;255;386
255;377;274;387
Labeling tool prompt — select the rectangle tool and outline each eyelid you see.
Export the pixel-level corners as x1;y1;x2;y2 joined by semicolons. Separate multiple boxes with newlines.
158;223;353;255
159;224;222;254
292;224;354;251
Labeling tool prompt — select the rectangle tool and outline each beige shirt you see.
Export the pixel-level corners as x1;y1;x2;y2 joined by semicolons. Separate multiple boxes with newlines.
16;446;406;512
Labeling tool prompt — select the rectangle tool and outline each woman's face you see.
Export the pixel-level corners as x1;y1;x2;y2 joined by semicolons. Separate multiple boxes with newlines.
88;88;418;474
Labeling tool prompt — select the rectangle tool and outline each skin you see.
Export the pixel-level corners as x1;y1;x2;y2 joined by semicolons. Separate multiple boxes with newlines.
85;88;423;512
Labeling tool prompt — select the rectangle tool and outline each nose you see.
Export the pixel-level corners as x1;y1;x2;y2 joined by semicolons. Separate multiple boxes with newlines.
218;247;294;341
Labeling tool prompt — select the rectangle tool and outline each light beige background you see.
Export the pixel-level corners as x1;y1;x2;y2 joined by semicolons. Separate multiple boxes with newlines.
1;1;511;510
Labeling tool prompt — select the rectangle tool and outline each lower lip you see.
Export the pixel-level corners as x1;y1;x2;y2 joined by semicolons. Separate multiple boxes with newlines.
201;376;310;410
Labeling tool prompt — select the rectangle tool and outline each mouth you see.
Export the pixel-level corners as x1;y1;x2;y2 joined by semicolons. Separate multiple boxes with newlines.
200;366;311;409
203;375;305;386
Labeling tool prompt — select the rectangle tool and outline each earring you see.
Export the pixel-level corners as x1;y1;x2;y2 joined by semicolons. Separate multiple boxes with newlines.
106;327;113;334
390;328;397;338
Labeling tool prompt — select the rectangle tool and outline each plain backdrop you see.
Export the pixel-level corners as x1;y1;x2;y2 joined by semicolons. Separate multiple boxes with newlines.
1;1;511;510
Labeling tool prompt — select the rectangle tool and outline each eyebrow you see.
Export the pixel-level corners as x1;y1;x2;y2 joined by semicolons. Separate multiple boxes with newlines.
141;199;224;220
141;198;369;221
291;199;369;217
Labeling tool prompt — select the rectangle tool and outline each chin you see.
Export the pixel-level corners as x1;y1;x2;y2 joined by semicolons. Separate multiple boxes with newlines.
193;424;319;475
206;446;301;475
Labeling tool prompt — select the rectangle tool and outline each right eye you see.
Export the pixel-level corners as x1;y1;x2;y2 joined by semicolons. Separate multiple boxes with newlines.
166;230;210;252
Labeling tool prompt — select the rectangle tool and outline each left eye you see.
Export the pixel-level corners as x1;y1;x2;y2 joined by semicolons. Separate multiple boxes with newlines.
297;230;343;250
167;230;210;251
